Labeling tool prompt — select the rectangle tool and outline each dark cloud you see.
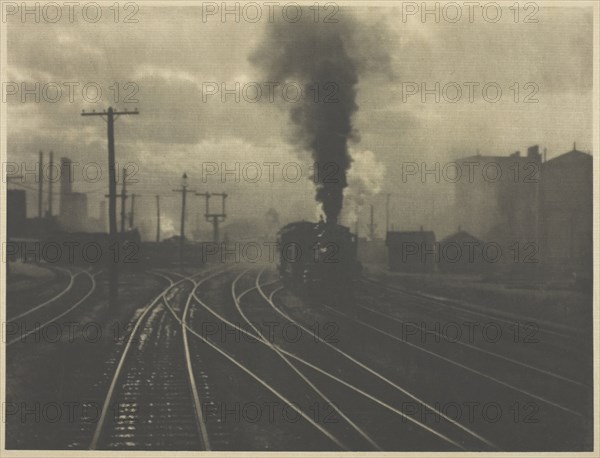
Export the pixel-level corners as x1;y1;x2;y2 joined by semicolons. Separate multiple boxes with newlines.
6;5;593;237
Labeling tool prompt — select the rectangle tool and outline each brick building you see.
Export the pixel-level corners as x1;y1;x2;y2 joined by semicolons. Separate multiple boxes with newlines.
453;145;541;245
7;189;27;237
539;146;593;276
453;144;592;279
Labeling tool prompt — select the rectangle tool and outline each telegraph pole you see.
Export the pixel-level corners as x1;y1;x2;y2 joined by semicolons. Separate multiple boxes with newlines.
173;173;195;269
38;150;43;219
82;107;139;312
120;167;128;233
210;192;227;243
47;151;54;218
129;193;135;229
155;195;161;243
196;191;227;243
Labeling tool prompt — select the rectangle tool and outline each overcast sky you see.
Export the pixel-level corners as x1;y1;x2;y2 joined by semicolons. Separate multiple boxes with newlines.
6;4;594;239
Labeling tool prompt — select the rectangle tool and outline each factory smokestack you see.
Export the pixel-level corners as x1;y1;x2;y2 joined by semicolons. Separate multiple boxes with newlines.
251;15;360;224
60;157;73;196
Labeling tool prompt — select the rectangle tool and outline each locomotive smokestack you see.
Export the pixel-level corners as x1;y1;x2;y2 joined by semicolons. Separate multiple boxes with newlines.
251;13;359;224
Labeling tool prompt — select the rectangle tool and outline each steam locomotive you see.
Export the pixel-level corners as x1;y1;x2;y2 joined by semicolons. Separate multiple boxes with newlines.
277;220;361;295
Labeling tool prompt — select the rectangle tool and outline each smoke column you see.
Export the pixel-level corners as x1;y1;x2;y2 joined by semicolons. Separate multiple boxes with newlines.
251;16;360;224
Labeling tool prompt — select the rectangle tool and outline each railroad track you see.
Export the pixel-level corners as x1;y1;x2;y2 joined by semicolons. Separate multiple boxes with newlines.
360;276;586;348
259;270;591;450
355;276;592;392
252;269;497;450
89;270;213;450
321;302;585;416
352;300;587;387
358;280;593;389
74;266;591;451
9;266;83;321
7;267;100;346
181;268;493;450
90;267;348;451
232;271;383;450
7;264;75;308
178;269;353;451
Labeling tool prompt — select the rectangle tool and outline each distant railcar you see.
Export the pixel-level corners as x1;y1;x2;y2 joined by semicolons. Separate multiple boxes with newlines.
277;221;361;295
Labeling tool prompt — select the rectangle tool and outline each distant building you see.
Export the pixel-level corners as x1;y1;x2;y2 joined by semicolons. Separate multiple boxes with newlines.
386;230;436;273
453;145;541;244
539;146;593;275
438;229;486;275
60;191;88;231
59;157;89;231
453;144;592;280
60;157;73;195
7;189;26;237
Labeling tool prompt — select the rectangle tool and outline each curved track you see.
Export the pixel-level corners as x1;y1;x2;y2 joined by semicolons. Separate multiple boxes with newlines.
259;269;591;450
7;268;100;346
12;263;587;451
180;270;351;450
253;270;496;449
183;268;495;450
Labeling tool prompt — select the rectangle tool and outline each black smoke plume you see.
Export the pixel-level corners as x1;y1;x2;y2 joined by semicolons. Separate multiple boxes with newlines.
250;15;362;224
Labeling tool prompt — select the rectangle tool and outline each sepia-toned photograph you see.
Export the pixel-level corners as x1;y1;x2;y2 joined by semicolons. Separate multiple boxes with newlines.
1;0;597;455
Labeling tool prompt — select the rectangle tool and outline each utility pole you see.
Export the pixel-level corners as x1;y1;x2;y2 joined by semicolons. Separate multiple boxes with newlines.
38;150;43;219
129;193;135;230
368;204;377;241
47;151;54;218
194;211;201;241
82;107;139;312
155;195;161;243
99;200;107;232
120;167;128;233
196;191;227;243
107;172;128;233
210;192;227;243
173;173;195;269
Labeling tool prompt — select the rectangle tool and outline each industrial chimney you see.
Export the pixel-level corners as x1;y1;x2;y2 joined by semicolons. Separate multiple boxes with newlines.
60;157;73;196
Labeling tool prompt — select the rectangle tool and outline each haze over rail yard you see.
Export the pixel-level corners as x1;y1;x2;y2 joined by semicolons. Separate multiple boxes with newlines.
2;2;595;453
